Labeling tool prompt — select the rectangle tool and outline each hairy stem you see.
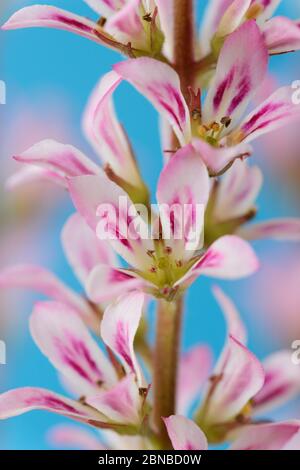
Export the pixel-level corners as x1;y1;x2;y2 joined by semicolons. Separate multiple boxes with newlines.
153;296;184;448
173;0;195;101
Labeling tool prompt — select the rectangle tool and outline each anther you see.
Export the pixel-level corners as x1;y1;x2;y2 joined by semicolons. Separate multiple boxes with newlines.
221;116;232;128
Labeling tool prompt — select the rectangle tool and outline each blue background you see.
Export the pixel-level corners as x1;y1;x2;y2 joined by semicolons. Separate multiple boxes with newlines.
1;0;300;449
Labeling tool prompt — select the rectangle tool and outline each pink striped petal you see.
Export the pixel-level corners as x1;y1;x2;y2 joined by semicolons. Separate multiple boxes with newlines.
83;71;142;187
163;416;208;451
0;388;104;424
13;139;99;183
177;346;212;414
157;145;209;258
253;350;300;414
262;17;300;54
105;0;145;48
202;21;268;129
230;421;300;450
30;302;117;395
1;6;120;50
189;235;259;282
86;374;141;425
237;218;300;241
6;166;66;190
213;160;263;221
114;58;191;145
101;292;144;385
48;424;106;450
212;286;247;344
192;138;252;175
203;336;265;424
239;87;300;143
0;264;91;322
62;213;116;285
68;174;154;270
86;265;146;303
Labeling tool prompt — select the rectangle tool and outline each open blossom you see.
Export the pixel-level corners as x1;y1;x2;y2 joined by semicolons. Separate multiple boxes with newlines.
0;293;148;435
1;1;171;58
112;21;300;175
200;0;300;56
68;146;258;302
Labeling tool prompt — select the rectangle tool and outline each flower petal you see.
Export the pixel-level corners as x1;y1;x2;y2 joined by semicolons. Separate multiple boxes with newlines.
83;71;143;188
191;235;259;281
262;17;300;54
203;336;265;424
0;264;92;322
239;86;300;143
202;21;268;129
200;0;236;57
237;218;300;241
215;0;252;38
105;0;145;48
0;387;104;424
86;265;146;303
86;374;141;425
192;138;252;175
177;346;212;414
114;58;191;145
255;0;281;25
230;421;300;450
253;350;300;414
6;166;66;190
68;174;154;270
212;285;247;344
30;301;117;395
101;292;144;385
48;424;106;450
62;213;116;285
84;0;125;17
163;415;208;451
212;160;263;221
1;5;120;50
13;139;99;182
157;144;209;258
155;0;174;60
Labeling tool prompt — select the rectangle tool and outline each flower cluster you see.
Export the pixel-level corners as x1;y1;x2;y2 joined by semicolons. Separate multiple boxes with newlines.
1;0;300;450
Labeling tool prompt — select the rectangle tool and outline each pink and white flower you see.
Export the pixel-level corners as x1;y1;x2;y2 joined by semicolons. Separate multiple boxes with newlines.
194;287;300;441
68;145;258;302
113;21;300;174
200;0;300;57
0;292;147;433
2;1;171;58
8;70;148;205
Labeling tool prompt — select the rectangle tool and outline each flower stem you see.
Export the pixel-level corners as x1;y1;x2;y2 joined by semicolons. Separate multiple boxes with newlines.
153;296;184;449
173;0;195;101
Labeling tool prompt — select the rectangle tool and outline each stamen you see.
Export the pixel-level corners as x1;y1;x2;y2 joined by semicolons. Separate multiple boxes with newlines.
164;246;172;255
220;116;232;128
